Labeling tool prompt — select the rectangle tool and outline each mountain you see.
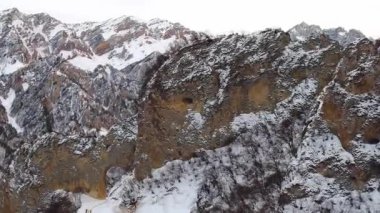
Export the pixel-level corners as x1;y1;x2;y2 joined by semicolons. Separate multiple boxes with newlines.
288;22;366;46
0;8;379;213
0;8;204;74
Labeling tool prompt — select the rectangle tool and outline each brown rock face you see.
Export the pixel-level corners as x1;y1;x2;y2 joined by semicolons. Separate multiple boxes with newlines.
94;41;111;55
317;39;380;193
2;133;135;212
0;185;15;213
322;39;380;149
0;8;207;212
105;30;378;213
134;31;344;180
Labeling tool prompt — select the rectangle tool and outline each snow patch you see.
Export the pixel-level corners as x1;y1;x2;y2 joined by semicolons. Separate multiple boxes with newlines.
60;50;74;60
56;70;67;77
78;194;121;213
34;24;49;41
68;56;100;72
338;31;346;36
186;111;205;130
12;19;23;28
296;35;306;41
352;98;380;118
300;134;355;164
0;89;23;133
22;82;29;91
231;112;274;133
49;24;66;37
69;35;177;71
99;127;109;136
136;175;199;213
0;60;24;75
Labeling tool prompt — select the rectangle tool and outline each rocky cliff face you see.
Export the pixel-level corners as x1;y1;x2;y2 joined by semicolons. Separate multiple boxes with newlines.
0;8;379;213
0;8;204;212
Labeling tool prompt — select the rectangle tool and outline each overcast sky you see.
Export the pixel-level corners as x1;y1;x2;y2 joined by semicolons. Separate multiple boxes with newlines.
0;0;379;38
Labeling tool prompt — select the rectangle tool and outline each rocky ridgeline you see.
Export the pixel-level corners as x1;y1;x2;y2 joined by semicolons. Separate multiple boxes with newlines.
0;8;379;213
288;22;367;46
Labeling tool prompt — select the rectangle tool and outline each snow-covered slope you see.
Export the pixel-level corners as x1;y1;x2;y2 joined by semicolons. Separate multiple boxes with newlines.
0;8;204;75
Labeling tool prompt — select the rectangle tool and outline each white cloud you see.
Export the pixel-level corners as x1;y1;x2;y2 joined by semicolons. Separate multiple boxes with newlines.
0;0;379;38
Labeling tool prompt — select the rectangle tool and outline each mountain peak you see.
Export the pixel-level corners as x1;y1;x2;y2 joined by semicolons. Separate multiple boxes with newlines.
289;22;365;45
0;7;24;22
0;7;21;15
0;8;206;75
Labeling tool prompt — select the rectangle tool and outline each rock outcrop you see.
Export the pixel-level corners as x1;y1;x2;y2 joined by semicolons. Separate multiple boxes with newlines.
112;30;379;213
